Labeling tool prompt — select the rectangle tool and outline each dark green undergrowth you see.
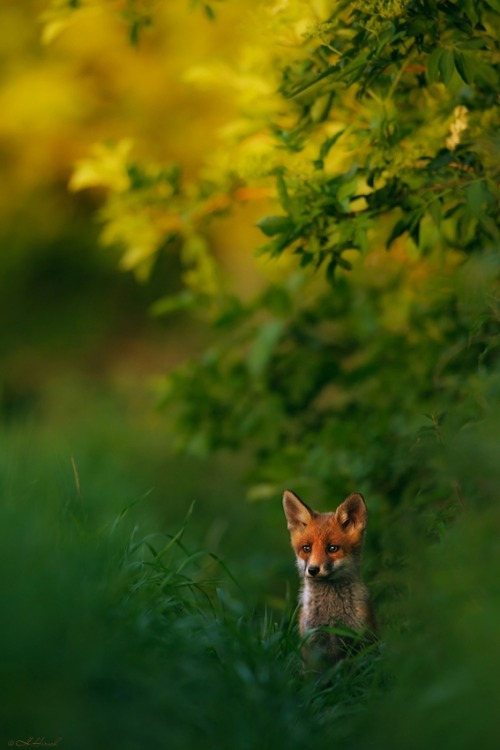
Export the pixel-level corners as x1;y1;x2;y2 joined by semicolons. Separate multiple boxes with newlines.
2;400;500;750
0;419;371;750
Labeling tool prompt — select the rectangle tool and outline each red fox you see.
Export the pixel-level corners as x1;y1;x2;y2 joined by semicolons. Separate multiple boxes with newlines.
283;489;375;667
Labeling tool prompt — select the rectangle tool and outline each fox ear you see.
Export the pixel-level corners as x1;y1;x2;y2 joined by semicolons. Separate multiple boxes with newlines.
282;490;315;532
335;493;367;532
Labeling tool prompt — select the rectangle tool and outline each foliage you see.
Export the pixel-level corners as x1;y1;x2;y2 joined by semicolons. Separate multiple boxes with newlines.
0;0;251;402
2;414;500;750
65;0;500;281
61;0;500;519
0;418;369;750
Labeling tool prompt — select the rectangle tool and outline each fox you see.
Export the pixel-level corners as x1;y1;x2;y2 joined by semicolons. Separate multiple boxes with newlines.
283;489;375;667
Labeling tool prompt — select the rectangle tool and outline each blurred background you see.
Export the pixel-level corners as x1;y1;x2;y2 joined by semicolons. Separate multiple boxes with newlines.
1;2;500;749
0;0;272;556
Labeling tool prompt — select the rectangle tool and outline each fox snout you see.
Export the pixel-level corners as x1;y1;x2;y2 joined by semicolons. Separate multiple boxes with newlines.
298;558;335;579
305;561;333;579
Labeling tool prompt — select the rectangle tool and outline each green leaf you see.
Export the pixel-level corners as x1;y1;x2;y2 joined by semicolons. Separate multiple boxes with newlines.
204;4;216;21
326;257;337;284
310;92;334;123
463;0;479;25
314;129;346;170
337;167;359;208
375;25;398;56
409;212;422;246
386;216;411;248
247;319;284;377
478;215;499;239
475;63;498;87
214;301;248;329
336;255;353;271
426;47;442;84
285;65;337;101
456;38;488;51
386;208;424;248
453;51;470;84
428;200;442;228
465;182;487;217
256;215;294;237
439;49;455;86
150;291;197;317
427;149;454;171
275;172;292;213
354;225;369;254
262;286;292;316
339;50;370;84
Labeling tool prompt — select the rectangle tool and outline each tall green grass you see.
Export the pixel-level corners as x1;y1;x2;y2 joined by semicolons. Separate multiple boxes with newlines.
2;394;500;750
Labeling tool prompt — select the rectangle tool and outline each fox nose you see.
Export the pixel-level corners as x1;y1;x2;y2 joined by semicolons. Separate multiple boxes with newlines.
308;565;320;577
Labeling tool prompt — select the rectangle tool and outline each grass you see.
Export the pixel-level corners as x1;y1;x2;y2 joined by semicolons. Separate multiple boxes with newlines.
1;383;500;750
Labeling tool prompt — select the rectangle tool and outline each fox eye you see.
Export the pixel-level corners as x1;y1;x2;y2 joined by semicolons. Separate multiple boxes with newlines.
302;544;312;553
327;544;339;554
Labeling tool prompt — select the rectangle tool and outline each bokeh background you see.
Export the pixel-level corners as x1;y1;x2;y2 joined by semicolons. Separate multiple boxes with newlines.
1;0;267;546
2;2;500;749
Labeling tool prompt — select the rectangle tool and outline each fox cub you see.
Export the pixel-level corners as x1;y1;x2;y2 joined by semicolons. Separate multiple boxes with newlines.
283;489;375;666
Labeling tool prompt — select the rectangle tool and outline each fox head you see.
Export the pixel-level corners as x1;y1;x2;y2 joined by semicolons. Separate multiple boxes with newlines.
283;490;367;581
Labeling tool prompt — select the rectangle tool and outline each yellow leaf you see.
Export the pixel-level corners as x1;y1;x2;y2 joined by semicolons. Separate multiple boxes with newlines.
69;140;134;193
41;19;69;46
